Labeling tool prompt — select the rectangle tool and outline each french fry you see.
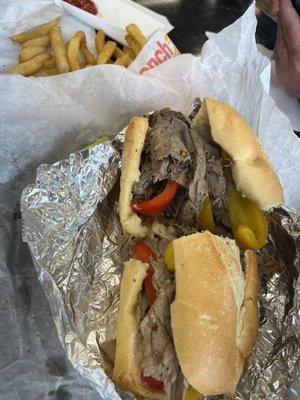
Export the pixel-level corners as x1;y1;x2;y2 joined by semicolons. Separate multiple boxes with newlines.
81;45;96;65
9;21;142;76
126;24;147;48
11;20;57;43
67;32;82;71
97;41;116;64
78;32;96;65
19;46;46;63
50;26;70;73
114;53;132;67
43;55;56;69
95;30;105;54
123;46;135;60
67;31;96;71
34;67;58;77
22;35;51;48
8;53;51;76
125;34;140;57
113;47;124;59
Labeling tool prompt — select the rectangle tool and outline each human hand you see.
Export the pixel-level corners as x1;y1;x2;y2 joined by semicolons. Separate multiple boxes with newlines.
257;0;279;14
274;0;300;98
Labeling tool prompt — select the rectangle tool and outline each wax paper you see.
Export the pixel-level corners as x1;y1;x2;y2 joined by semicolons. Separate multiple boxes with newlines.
0;2;299;399
0;2;299;214
59;0;173;45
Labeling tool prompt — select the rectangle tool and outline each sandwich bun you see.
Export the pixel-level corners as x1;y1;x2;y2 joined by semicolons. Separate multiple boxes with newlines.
171;231;259;396
193;98;284;211
113;259;165;399
119;117;149;237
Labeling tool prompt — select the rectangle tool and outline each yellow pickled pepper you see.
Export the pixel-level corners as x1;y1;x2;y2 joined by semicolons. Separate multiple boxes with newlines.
227;187;267;250
198;196;216;233
164;242;175;271
222;149;267;249
184;385;203;400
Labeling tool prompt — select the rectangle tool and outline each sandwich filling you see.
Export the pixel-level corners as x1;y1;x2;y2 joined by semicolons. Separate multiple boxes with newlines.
131;108;228;231
118;109;231;398
129;106;269;249
127;238;186;399
115;101;276;397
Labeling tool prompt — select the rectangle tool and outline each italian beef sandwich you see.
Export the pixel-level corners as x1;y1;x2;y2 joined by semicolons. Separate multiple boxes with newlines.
113;99;284;399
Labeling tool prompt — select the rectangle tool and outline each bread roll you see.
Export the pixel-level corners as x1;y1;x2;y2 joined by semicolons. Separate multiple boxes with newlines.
119;117;149;237
171;232;259;396
193;98;284;210
113;259;165;399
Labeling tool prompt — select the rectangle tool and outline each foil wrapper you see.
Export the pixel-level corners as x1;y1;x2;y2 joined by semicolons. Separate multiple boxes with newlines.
21;131;300;400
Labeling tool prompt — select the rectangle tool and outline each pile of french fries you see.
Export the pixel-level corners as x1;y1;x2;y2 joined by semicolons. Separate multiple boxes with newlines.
7;19;147;77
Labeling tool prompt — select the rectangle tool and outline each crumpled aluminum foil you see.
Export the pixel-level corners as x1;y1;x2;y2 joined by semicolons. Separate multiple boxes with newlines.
21;128;300;400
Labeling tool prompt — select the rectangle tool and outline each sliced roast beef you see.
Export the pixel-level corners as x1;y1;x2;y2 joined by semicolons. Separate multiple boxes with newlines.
131;108;227;229
139;257;186;400
132;109;197;199
202;140;227;225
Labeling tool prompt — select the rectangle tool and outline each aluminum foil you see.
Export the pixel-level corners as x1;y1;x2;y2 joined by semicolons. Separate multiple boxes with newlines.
21;131;300;400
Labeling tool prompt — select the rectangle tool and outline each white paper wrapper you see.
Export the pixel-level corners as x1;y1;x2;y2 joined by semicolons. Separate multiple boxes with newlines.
128;30;180;74
0;0;62;36
60;0;173;45
257;44;300;132
0;2;299;215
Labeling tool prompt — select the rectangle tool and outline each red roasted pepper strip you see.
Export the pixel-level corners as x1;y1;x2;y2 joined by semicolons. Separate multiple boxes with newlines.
144;267;157;306
131;180;179;217
132;242;157;263
141;374;164;392
132;242;157;306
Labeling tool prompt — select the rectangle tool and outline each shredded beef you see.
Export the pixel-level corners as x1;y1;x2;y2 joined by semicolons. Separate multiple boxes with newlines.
132;109;196;200
175;128;209;226
203;140;227;225
139;256;185;400
131;108;227;229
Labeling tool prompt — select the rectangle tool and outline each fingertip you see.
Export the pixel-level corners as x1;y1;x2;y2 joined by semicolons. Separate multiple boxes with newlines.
279;0;286;15
279;0;299;18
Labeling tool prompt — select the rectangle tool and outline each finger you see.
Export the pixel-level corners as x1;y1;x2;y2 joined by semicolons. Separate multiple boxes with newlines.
274;36;290;83
257;0;279;14
274;14;289;64
276;11;282;43
275;31;289;64
279;0;300;57
274;15;285;59
274;15;288;60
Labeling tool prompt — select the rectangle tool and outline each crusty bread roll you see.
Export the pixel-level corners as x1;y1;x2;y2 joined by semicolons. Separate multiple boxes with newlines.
193;98;284;211
113;259;165;399
119;117;149;237
171;232;259;396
